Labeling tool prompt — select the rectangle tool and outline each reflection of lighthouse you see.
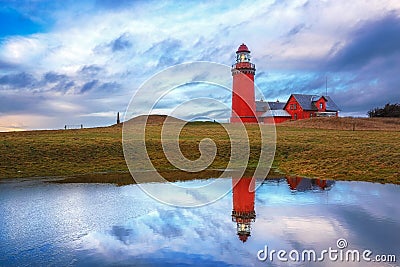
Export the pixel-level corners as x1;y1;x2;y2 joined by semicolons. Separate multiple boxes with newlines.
231;177;256;243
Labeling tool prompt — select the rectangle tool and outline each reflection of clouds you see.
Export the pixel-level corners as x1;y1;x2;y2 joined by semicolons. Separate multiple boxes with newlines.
79;179;400;266
82;198;256;265
331;206;400;253
333;182;400;221
146;210;185;238
135;177;234;207
110;226;132;245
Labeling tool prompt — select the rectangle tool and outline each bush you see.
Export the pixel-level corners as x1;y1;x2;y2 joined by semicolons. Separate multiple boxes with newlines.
368;103;400;118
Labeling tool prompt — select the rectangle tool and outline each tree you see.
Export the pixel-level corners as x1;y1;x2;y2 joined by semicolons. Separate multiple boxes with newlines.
368;103;400;118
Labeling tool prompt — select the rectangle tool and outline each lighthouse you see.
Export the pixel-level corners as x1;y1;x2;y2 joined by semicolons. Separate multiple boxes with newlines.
230;43;258;123
231;177;256;242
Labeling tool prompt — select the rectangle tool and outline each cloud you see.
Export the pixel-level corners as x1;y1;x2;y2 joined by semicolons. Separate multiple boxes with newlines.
80;80;99;93
0;93;43;113
0;72;37;88
0;0;399;130
43;71;67;83
286;23;307;37
0;113;57;131
80;65;103;75
73;178;400;266
97;82;122;92
328;12;400;71
146;210;185;238
0;59;18;70
94;0;137;10
110;33;132;52
145;39;185;68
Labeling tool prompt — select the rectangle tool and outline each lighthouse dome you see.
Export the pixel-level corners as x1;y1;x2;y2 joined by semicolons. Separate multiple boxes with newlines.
236;43;250;53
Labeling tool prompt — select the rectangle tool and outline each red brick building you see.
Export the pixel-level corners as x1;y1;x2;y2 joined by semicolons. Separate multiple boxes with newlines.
255;94;340;123
283;94;339;121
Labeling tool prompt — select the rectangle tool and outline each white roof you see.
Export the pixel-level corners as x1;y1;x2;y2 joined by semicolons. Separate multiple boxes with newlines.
260;110;291;118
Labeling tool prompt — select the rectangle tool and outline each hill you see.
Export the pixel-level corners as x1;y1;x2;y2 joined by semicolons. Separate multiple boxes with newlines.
115;114;185;126
0;116;399;184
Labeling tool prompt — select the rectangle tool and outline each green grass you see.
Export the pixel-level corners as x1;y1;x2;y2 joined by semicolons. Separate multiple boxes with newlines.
1;118;399;184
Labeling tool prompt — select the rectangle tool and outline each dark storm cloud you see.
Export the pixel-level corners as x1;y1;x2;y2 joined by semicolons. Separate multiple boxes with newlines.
328;13;400;71
258;13;400;115
321;13;400;114
0;72;37;88
330;76;400;113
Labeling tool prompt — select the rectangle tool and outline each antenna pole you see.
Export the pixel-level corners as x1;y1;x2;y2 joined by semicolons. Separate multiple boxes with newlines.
325;76;328;96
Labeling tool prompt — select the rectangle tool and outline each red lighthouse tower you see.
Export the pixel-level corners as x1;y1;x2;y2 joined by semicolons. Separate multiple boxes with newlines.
231;177;256;242
230;43;258;123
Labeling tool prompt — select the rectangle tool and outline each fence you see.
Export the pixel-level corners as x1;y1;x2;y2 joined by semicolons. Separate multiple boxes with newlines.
64;124;83;130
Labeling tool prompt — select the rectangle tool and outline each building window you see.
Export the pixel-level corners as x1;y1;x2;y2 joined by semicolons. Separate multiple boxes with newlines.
320;103;323;109
290;104;297;110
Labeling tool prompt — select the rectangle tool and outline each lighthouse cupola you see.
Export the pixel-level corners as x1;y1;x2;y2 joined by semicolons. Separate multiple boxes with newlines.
236;43;251;63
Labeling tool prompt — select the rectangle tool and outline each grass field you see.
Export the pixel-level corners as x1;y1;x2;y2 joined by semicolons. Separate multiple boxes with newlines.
0;116;399;184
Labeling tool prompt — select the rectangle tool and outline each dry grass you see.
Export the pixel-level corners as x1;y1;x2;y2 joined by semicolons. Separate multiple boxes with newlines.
281;117;400;131
0;126;126;178
274;126;400;184
1;116;399;184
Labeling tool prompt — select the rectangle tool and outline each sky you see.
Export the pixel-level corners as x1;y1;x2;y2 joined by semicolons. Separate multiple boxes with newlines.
0;0;399;131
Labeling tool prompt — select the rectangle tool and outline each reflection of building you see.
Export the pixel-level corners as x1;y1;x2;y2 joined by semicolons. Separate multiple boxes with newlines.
231;177;256;243
286;176;335;191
